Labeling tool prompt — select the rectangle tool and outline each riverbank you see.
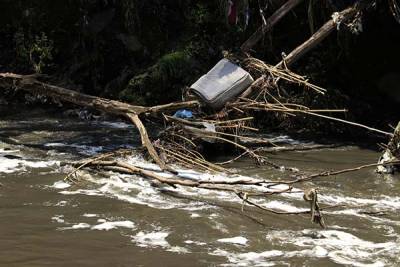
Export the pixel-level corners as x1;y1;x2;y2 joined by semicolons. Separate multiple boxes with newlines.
0;1;399;135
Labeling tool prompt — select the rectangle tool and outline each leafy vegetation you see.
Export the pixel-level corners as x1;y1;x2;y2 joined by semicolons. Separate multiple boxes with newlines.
14;29;54;73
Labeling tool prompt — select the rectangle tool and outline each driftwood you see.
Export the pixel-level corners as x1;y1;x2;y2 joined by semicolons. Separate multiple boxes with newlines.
0;73;199;115
240;4;360;99
0;0;395;228
234;3;394;137
126;113;167;171
258;144;341;153
69;153;347;218
0;72;198;170
69;153;393;220
276;6;358;68
240;1;367;99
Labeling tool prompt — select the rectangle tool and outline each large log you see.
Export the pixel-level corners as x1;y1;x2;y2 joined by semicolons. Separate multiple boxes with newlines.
0;73;198;115
0;72;199;170
276;6;357;68
240;4;359;99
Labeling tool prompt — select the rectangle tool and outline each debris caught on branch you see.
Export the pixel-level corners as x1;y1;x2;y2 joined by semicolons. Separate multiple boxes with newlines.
303;188;326;228
377;122;400;174
0;0;396;229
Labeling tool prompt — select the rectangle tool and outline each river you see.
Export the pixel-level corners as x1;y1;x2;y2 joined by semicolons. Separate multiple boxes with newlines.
1;107;399;266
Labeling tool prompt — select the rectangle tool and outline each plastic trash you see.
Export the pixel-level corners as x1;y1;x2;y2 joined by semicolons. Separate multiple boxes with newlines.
190;59;254;110
173;109;194;119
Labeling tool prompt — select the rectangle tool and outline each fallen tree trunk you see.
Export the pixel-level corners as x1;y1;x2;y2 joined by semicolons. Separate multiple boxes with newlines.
239;3;360;98
0;72;199;169
0;73;199;115
276;6;358;68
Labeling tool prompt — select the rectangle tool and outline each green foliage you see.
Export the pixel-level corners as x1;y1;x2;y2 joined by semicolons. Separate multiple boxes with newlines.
190;3;212;26
120;50;192;105
13;29;54;73
155;51;190;81
30;32;54;73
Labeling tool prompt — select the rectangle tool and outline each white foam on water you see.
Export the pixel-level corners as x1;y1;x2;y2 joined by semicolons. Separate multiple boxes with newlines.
0;157;21;173
217;236;248;246
212;233;395;267
264;134;307;145
51;215;65;223
59;189;103;196
0;148;20;153
211;221;229;234
52;181;71;189
263;200;307;213
73;145;103;156
166;246;190;254
131;231;170;248
52;152;307;219
184;240;207;246
211;249;281;267
54;200;68;206
263;229;400;266
44;142;103;156
82;213;98;218
55;153;299;215
91;220;135;231
25;160;60;168
59;223;91;230
319;194;400;211
327;208;400;227
46;150;400;266
0;155;60;174
125;155;162;172
289;246;329;258
60;170;214;210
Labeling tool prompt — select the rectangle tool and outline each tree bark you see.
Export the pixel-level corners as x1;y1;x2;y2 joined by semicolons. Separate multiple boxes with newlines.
240;5;359;99
126;113;167;170
276;6;357;68
0;72;199;170
0;73;198;115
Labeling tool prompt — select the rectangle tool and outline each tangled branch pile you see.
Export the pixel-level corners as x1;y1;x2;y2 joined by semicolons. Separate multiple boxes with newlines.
1;0;399;228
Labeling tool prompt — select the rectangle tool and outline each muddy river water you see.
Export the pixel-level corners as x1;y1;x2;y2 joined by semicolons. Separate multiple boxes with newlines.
1;107;399;266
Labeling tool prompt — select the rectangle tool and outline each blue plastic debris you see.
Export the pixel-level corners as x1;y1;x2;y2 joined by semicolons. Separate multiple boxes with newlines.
173;109;193;119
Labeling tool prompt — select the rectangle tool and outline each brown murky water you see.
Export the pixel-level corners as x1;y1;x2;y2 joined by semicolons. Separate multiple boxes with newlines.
1;107;399;266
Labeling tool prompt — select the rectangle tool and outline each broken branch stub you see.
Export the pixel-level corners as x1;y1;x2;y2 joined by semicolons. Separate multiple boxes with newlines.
126;113;167;171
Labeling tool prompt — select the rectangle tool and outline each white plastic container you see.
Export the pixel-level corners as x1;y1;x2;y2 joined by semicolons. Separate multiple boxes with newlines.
190;59;254;110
